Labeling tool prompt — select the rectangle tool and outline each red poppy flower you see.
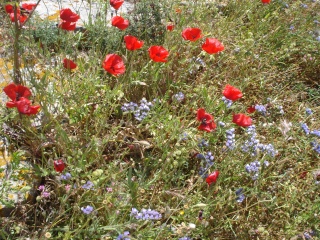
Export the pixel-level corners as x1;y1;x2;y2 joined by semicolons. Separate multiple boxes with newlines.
167;24;174;31
110;0;124;10
60;8;80;22
223;84;243;101
206;171;220;185
54;159;66;173
103;54;126;76
16;97;40;115
261;0;271;3
148;46;169;62
202;38;224;54
197;108;216;132
22;3;37;11
233;113;252;127
111;16;129;30
63;58;77;70
182;28;202;41
247;106;256;114
124;35;144;51
9;12;27;24
5;4;20;14
4;83;31;106
59;21;76;31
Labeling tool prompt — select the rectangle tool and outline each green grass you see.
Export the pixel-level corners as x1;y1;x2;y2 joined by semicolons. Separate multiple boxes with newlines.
0;0;320;239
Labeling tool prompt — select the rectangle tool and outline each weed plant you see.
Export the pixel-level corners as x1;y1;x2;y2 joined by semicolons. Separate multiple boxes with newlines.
0;0;320;239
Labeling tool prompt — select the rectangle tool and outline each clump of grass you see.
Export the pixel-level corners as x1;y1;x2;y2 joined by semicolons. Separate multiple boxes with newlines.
0;0;320;239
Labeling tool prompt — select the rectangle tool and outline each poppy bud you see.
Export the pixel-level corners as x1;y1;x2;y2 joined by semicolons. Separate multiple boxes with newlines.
54;159;65;173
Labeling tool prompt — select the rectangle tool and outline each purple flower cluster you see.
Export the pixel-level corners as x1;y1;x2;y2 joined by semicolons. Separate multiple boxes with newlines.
82;181;94;190
117;231;130;240
198;152;214;177
130;208;162;220
235;188;245;203
255;105;267;116
306;108;313;116
61;172;72;180
198;138;209;148
301;123;310;135
311;130;320;137
245;160;260;180
311;141;320;154
245;160;269;180
173;92;185;102
121;98;154;121
38;185;50;198
225;128;235;150
222;96;233;108
241;126;259;156
241;125;277;157
179;237;191;240
81;205;94;214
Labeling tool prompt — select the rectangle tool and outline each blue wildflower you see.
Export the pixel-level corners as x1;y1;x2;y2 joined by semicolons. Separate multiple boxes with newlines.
179;237;191;240
117;231;130;240
82;181;94;190
225;128;236;150
81;205;94;214
301;123;310;135
218;121;226;127
173;92;185;102
311;130;320;137
222;96;233;108
245;160;261;180
61;172;72;180
311;141;320;154
235;188;245;203
255;105;267;116
198;139;209;148
122;98;153;121
130;208;162;220
306;108;313;116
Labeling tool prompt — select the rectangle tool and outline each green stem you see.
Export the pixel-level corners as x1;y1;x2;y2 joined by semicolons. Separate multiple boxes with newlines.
13;5;21;84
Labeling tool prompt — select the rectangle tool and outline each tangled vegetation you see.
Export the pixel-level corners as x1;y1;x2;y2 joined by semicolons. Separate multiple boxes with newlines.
0;0;319;239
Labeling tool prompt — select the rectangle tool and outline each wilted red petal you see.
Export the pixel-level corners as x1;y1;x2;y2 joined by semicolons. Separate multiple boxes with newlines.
110;0;124;10
261;0;271;4
148;46;169;62
103;54;126;76
60;8;80;22
59;21;76;31
223;84;242;101
54;159;66;173
233;113;252;127
124;35;144;51
206;171;220;185
111;16;129;30
63;58;77;69
182;28;202;41
202;38;224;54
